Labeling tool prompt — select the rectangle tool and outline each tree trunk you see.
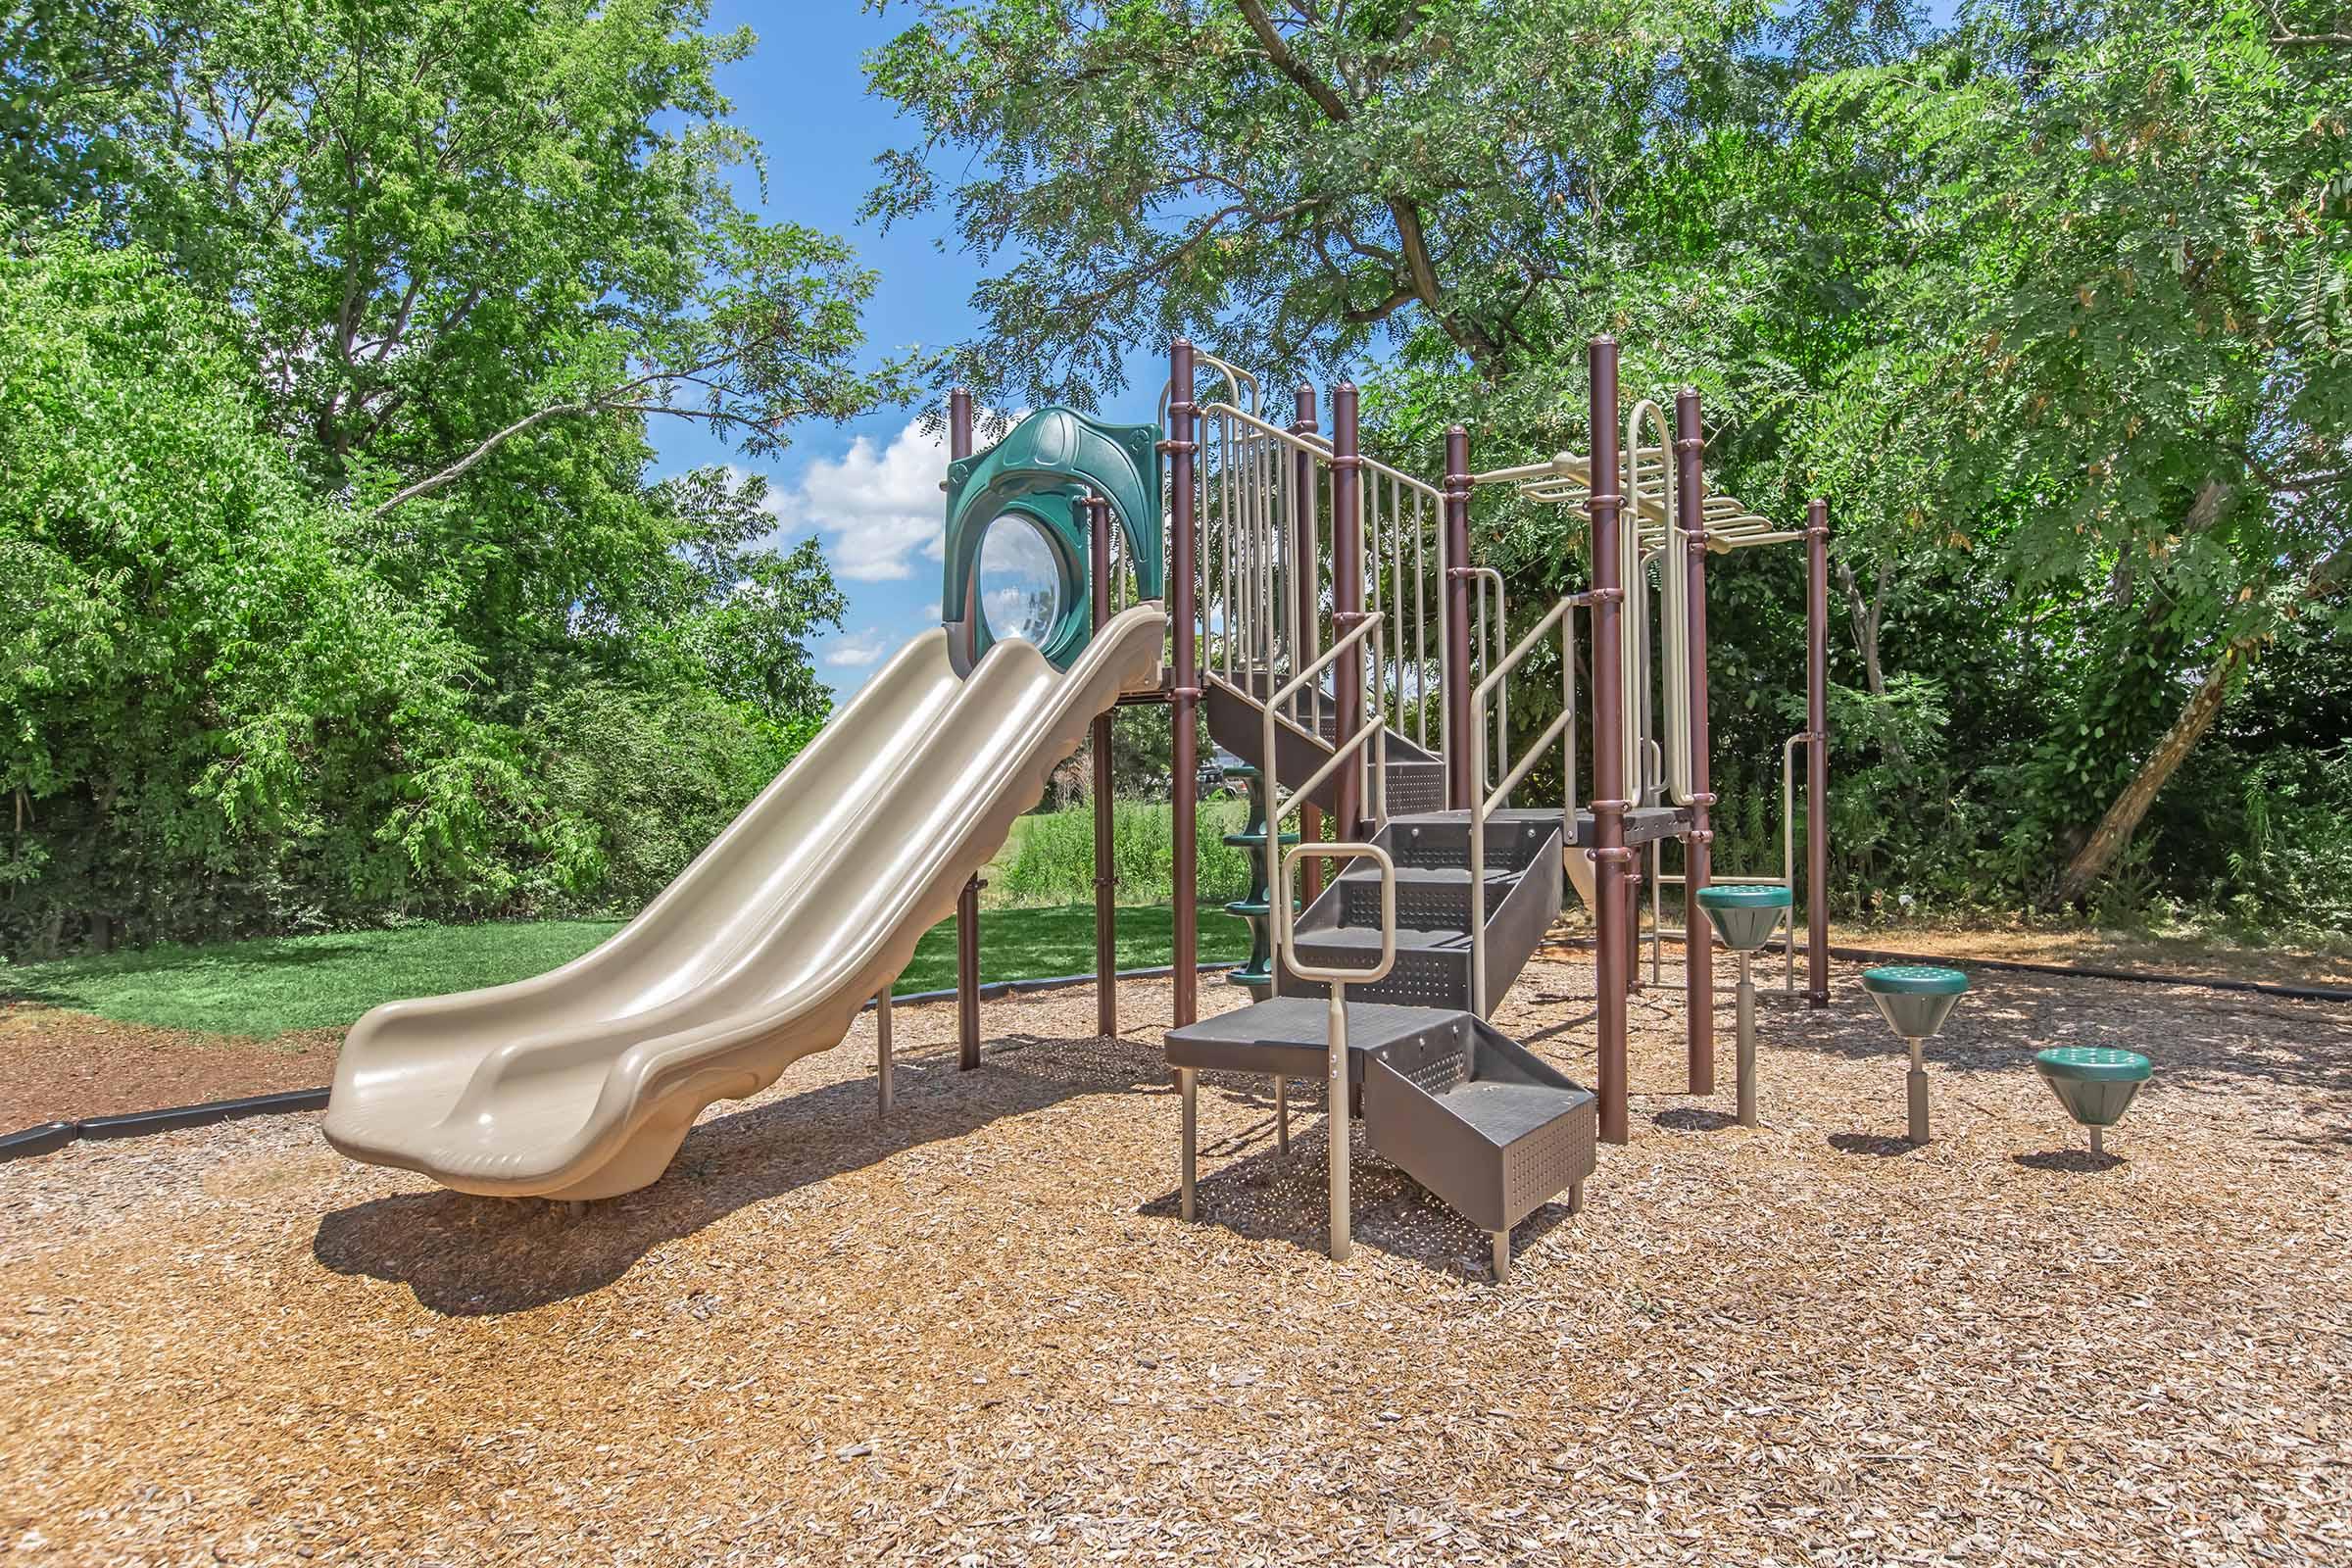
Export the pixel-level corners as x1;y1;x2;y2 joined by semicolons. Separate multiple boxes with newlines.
2054;638;2251;906
1837;559;1906;765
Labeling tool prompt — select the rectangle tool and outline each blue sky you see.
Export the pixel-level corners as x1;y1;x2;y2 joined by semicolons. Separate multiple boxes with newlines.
650;2;1013;699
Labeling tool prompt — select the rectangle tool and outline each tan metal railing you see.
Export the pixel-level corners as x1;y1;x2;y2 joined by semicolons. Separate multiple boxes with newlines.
1259;614;1392;913
1273;840;1396;1262
1467;596;1580;1016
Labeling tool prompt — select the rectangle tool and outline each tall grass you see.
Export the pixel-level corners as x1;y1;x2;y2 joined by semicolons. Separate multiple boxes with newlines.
997;800;1255;907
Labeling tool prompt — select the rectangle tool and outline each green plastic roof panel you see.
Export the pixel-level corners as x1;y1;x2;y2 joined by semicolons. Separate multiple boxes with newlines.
940;407;1163;674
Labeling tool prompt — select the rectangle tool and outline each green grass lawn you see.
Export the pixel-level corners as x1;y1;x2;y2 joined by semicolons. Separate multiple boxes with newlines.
0;906;1252;1040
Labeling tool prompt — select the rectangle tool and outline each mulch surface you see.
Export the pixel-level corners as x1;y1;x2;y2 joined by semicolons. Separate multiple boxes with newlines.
0;1003;337;1124
3;956;2348;1565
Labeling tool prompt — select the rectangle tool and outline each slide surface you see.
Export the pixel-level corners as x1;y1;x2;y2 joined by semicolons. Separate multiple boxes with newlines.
322;605;1166;1200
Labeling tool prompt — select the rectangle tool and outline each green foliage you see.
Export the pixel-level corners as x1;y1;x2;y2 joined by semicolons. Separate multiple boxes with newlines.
999;800;1252;908
878;0;2352;928
0;220;569;949
3;1;895;955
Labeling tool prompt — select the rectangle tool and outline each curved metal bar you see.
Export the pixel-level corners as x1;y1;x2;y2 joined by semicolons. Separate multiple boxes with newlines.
1467;594;1579;1015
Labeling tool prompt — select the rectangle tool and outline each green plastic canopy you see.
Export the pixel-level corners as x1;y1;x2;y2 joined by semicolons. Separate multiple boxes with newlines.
940;406;1163;674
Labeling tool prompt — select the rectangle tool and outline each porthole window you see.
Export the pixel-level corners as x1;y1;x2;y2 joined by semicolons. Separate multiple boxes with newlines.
976;514;1062;646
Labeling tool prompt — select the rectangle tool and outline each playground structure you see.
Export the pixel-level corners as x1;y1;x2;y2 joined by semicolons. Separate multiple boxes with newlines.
319;330;1840;1271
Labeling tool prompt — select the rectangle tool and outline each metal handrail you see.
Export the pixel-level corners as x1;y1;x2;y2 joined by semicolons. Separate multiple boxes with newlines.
1468;564;1509;791
1276;840;1396;1263
1466;595;1580;1016
1262;613;1390;831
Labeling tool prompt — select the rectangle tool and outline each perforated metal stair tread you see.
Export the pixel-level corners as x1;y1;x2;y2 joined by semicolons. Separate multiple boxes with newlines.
1416;1079;1595;1146
1163;998;1475;1085
1361;1016;1600;1235
1335;865;1521;887
1294;926;1473;952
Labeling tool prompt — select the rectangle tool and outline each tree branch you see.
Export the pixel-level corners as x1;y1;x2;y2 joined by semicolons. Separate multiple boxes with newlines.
368;400;603;516
1235;0;1352;122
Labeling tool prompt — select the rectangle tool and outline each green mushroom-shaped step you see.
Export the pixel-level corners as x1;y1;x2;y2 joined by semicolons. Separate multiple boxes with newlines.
1860;963;1970;1041
2034;1046;2153;1133
1694;883;1789;953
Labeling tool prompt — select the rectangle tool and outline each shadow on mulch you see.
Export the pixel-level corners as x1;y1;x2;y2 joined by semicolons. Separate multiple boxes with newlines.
2012;1149;2127;1174
1130;1068;1580;1281
1653;1106;1738;1134
314;1033;1164;1318
1827;1132;1917;1158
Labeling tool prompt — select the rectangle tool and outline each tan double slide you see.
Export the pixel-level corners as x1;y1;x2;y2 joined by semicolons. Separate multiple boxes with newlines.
322;605;1166;1200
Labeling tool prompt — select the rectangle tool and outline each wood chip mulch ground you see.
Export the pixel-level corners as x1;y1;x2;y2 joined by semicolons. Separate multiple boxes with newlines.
0;1004;339;1124
2;954;2347;1565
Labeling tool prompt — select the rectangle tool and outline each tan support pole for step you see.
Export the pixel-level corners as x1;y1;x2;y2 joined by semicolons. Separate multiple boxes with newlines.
950;387;982;1069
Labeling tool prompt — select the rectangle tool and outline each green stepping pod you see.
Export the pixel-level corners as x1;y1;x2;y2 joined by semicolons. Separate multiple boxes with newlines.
1860;963;1969;1040
1694;883;1790;953
2034;1046;2153;1130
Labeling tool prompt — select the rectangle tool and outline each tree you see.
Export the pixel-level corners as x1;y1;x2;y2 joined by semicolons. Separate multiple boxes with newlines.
865;0;1761;406
1800;1;2351;903
0;220;564;952
3;0;902;948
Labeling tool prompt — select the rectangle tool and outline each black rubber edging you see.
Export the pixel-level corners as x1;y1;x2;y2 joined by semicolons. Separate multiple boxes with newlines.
1770;940;2352;1005
1545;933;2352;1004
1;1088;329;1164
1;966;1246;1165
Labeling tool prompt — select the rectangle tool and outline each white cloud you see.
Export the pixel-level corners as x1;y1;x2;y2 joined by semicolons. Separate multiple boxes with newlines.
821;627;895;669
917;602;941;623
758;416;955;583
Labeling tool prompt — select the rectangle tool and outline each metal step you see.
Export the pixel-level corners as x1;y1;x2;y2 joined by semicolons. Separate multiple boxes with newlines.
1338;864;1519;929
1201;668;1441;814
1285;814;1565;1014
1362;1014;1597;1237
1162;997;1468;1112
1162;1000;1598;1250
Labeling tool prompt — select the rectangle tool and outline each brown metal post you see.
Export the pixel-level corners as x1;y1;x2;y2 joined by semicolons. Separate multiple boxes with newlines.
950;389;982;1070
1166;341;1200;1027
1442;425;1475;811
1089;493;1117;1037
1291;385;1324;904
1589;338;1632;1146
1329;382;1364;839
1805;497;1832;1008
1674;388;1715;1096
